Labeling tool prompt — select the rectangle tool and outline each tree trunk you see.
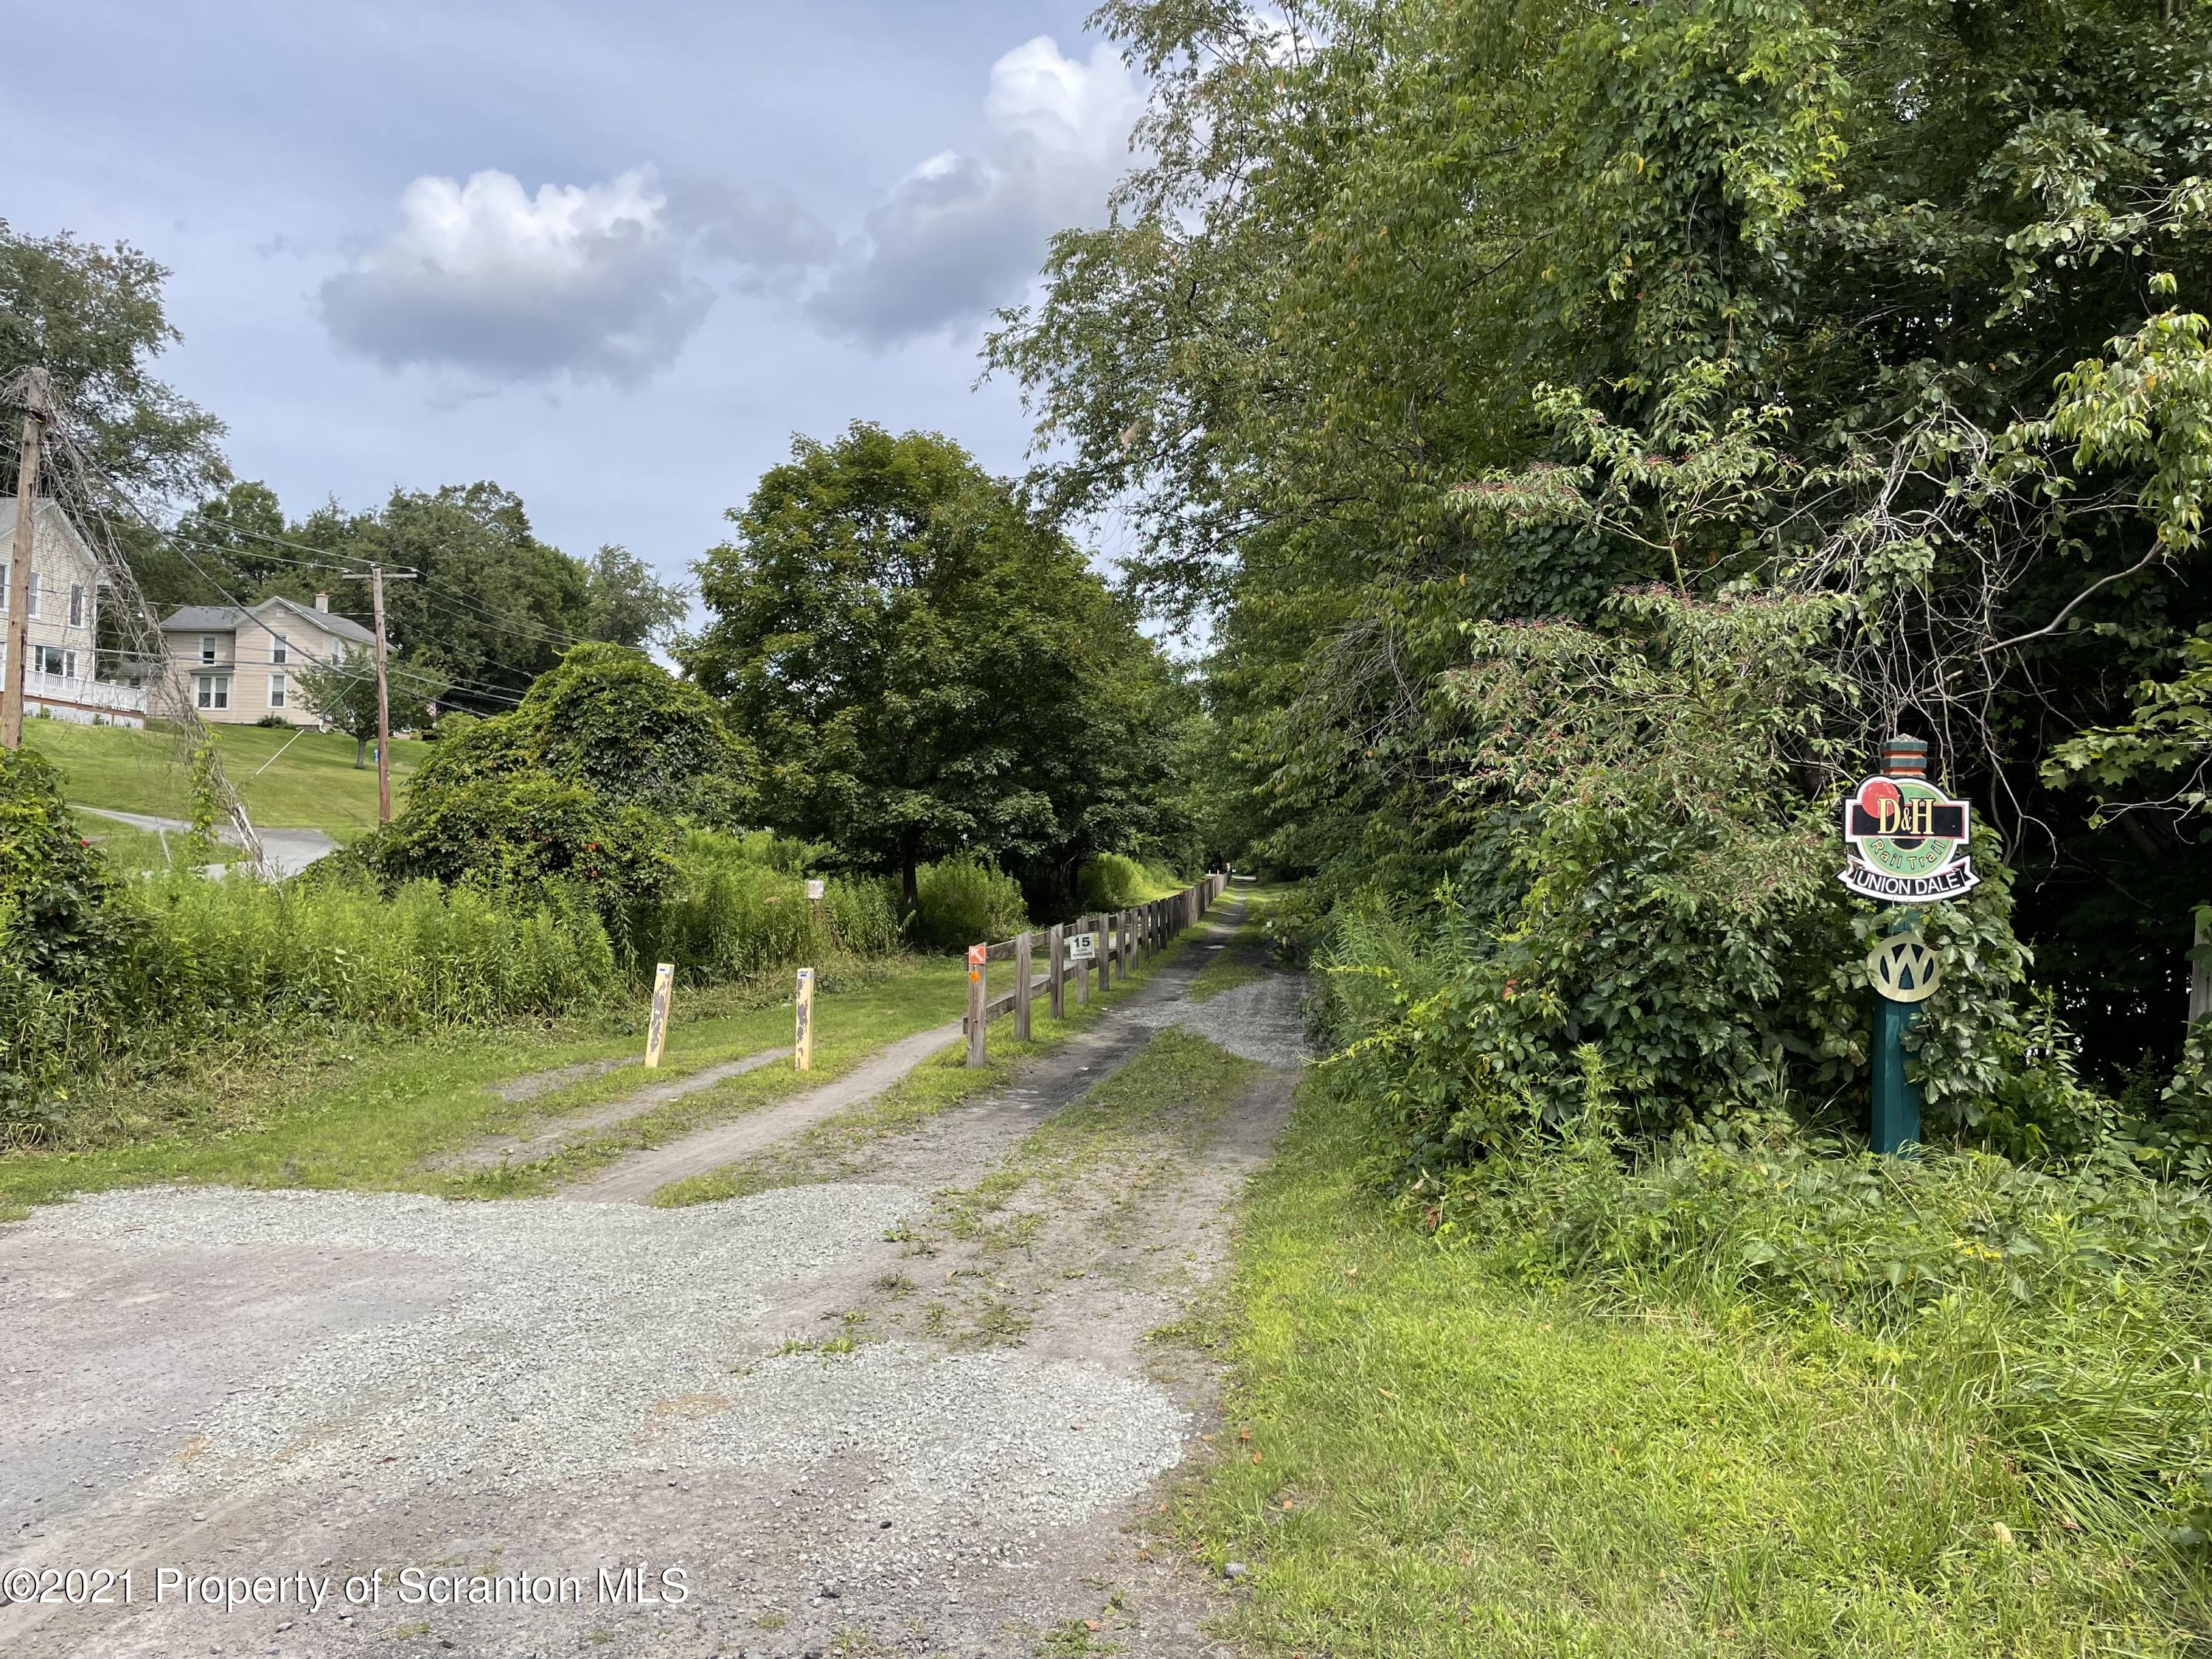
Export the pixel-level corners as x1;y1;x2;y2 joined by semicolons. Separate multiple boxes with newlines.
354;736;367;771
900;835;919;917
2191;908;2211;1026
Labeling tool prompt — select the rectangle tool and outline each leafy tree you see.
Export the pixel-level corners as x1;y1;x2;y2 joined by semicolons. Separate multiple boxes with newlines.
0;221;226;505
296;650;445;769
685;422;1178;911
992;0;2212;1088
297;484;591;714
583;543;689;649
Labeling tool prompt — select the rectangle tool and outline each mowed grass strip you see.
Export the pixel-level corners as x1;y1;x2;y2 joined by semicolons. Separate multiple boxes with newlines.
0;959;967;1210
1180;1093;2202;1658
28;717;425;837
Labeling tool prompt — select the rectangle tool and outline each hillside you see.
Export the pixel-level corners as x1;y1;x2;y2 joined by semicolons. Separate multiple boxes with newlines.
26;716;422;838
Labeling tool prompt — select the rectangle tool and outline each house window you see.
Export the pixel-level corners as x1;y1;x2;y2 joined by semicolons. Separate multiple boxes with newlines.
271;633;288;665
200;634;218;664
33;644;69;677
26;571;40;619
268;672;287;709
68;583;85;628
195;673;230;711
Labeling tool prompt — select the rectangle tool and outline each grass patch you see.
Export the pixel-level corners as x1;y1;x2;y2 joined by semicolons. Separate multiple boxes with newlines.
653;917;1214;1206
28;717;424;836
1182;1088;2210;1658
1188;886;1281;1004
0;958;964;1210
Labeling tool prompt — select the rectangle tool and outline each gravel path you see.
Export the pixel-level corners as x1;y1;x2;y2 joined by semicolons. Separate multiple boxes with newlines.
442;1046;793;1172
1;890;1298;1658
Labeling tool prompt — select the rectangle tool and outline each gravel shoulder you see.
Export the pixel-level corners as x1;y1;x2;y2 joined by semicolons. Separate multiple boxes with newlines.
1;888;1303;1659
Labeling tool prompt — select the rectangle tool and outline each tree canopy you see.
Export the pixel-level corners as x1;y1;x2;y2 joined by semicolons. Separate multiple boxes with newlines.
685;422;1183;909
991;0;2212;1086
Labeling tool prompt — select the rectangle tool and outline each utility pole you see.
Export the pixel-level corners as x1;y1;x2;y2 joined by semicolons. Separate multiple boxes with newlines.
367;565;417;822
2;369;52;750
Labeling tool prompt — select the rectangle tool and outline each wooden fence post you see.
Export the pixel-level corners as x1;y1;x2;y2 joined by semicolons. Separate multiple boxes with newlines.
1015;930;1033;1043
966;943;987;1067
1076;916;1092;1004
1048;922;1065;1018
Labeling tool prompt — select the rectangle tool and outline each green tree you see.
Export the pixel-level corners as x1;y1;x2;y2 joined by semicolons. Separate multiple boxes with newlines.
298;484;592;714
0;221;226;504
991;0;2212;1082
583;543;689;649
296;650;445;769
685;422;1177;911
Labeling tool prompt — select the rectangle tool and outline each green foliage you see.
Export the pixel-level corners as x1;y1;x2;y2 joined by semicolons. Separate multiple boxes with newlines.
0;219;226;509
1431;1111;2212;1544
352;773;676;925
684;421;1189;911
295;648;444;766
582;542;688;650
0;746;130;984
1312;594;2087;1163
1074;852;1147;910
997;0;2212;1087
296;483;592;714
636;829;901;982
908;855;1029;952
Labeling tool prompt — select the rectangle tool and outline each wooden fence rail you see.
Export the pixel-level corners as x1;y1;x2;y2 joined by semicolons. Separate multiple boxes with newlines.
963;872;1230;1066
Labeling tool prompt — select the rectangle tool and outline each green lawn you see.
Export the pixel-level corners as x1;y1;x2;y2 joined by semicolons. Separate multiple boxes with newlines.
1177;1092;2206;1658
27;716;424;837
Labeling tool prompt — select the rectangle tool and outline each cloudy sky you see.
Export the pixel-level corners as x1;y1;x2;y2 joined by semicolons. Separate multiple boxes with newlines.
15;1;1142;594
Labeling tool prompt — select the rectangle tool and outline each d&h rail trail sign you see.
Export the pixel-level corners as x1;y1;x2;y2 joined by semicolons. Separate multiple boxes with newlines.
1840;733;1976;1157
1840;766;1978;902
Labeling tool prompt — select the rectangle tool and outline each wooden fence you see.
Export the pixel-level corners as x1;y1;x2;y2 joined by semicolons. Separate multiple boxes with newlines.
962;873;1231;1065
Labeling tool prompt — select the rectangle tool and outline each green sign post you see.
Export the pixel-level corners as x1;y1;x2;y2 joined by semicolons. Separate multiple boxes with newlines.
1840;735;1975;1155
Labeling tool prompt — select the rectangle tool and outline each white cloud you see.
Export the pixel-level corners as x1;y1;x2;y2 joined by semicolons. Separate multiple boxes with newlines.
807;36;1142;350
319;167;712;386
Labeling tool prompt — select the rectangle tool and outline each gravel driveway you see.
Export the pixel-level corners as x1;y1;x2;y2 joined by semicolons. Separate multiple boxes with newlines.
0;894;1302;1659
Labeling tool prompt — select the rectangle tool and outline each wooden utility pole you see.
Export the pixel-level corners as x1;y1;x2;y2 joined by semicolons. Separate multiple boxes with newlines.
369;565;393;821
2;369;52;750
366;566;417;821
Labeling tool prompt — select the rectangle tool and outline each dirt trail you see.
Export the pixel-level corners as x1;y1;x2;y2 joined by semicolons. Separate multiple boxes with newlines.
0;887;1301;1659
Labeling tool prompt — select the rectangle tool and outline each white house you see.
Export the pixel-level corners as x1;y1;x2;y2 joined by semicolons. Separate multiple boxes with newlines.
0;498;147;728
158;594;376;726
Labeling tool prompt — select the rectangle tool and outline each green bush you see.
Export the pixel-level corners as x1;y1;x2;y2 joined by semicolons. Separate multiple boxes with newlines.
910;856;1029;952
632;830;902;984
348;773;678;927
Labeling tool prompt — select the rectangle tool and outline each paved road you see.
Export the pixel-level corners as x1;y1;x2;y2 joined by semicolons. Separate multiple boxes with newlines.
73;805;338;880
0;893;1304;1659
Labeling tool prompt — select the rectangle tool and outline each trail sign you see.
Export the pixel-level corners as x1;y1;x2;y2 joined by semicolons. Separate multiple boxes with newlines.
1840;773;1977;902
1866;934;1941;1004
1065;932;1098;961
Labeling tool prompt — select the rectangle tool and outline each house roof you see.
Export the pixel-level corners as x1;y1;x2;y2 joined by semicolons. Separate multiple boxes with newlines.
0;498;100;572
160;594;376;648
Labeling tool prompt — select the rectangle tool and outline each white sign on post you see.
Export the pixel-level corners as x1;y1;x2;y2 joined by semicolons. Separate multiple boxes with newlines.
805;879;825;901
1065;932;1098;961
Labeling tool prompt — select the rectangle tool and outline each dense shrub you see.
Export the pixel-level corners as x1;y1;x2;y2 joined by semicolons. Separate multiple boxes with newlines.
636;830;900;981
349;773;678;925
1310;596;2093;1171
408;642;757;823
1075;852;1185;911
909;856;1029;951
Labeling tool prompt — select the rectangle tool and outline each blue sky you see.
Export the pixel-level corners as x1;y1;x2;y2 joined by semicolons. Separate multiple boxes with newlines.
15;1;1135;593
